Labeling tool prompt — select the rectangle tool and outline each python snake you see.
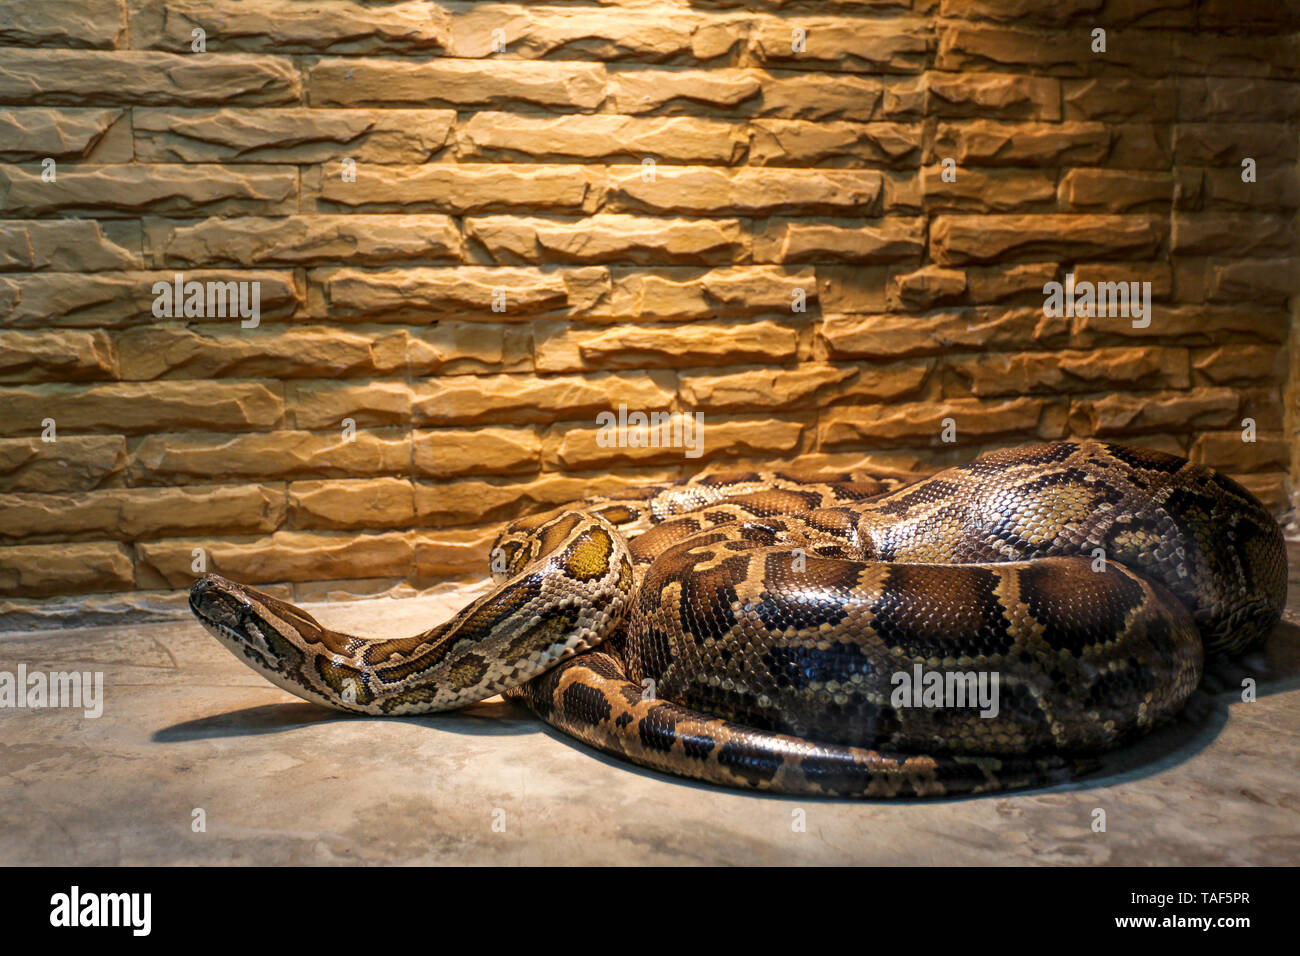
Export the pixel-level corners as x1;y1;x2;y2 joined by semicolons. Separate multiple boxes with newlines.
190;440;1287;797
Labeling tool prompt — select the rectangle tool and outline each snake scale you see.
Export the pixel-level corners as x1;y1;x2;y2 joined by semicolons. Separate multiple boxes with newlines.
190;440;1287;797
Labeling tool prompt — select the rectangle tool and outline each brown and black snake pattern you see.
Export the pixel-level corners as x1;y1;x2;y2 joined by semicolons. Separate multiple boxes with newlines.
189;440;1287;797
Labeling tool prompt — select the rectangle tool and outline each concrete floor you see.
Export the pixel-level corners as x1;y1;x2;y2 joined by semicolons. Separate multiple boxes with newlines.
3;545;1299;866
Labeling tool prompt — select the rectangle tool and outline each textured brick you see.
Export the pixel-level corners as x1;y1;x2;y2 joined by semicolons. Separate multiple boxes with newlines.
288;381;413;429
535;321;800;372
133;108;455;164
1064;77;1177;121
1072;305;1288;348
925;72;1061;120
412;472;676;529
313;266;608;321
1069;389;1239;436
0;542;134;596
610;69;887;122
0;484;284;540
888;266;968;310
1179;77;1300;122
1174;33;1300;80
608;69;763;115
821;309;1064;359
923;167;1056;213
0;436;127;493
1058;169;1173;212
930;121;1110;166
1171;214;1295;257
0;330;117;383
413;527;497;578
604;166;882;217
0;50;301;106
754;218;924;264
937;25;1171;76
606;266;814;319
0;0;126;49
136;531;414;588
0;220;140;272
450;6;742;61
456;113;746;164
0;108;128;161
0;271;301;328
949;348;1189;397
131;0;450;54
1190;432;1290;473
680;363;928;410
1173;124;1299;166
309;58;605;110
465;214;746;266
0;381;283;435
413;427;541;478
145;215;463;268
749;120;920;168
0;165;298;218
130;430;410;483
820;398;1066;447
408;324;532;374
748;17;929;74
304;164;596;215
115;326;402;382
412;372;675;426
1184;168;1300;213
1192;346;1285;386
931;215;1167;264
546;416;805;469
964;263;1060;304
288;478;416;531
1206;259;1298;305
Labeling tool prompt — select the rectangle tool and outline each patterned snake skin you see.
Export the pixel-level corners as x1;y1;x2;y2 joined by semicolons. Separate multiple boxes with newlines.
189;440;1287;797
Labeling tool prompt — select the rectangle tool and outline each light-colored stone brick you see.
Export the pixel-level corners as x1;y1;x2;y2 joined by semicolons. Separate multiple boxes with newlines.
309;58;605;110
412;427;541;478
145;215;463;268
0;381;283;435
0;330;117;383
0;436;127;493
130;430;410;483
312;266;608;321
0;270;301;329
465;214;746;266
931;214;1167;264
134;108;455;163
456;113;746;164
0;541;133;596
131;0;450;54
0;109;127;162
534;320;800;372
0;50;301;106
0;484;284;540
288;478;416;530
0;164;298;218
412;372;676;426
136;531;414;588
0;0;126;49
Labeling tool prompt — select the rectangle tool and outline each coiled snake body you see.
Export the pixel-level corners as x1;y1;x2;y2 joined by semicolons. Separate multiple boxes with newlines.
190;440;1286;797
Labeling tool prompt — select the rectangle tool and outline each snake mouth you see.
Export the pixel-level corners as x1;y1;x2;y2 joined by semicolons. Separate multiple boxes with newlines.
189;574;279;670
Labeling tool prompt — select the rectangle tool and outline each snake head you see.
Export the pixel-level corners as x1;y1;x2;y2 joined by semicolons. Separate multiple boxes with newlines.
189;574;314;681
